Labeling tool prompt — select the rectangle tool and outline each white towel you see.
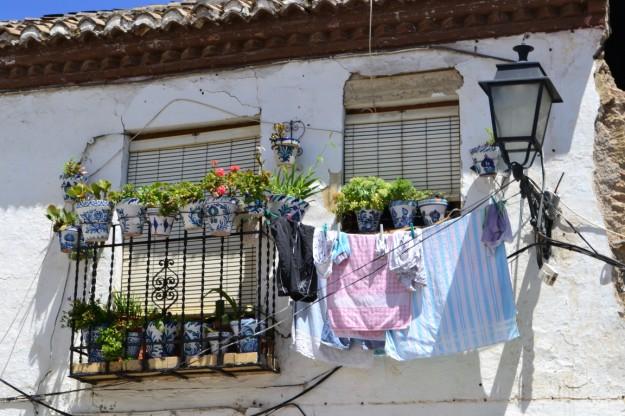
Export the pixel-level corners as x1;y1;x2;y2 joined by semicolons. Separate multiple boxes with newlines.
388;230;427;291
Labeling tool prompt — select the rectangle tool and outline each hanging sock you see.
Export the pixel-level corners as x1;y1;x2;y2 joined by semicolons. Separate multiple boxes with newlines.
482;202;513;252
331;231;351;264
313;227;335;278
374;224;387;257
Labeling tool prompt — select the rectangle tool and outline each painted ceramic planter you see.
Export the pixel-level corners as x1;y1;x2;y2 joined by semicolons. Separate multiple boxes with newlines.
85;325;107;363
57;226;88;253
126;330;142;359
204;197;238;236
470;144;500;176
389;200;418;228
205;331;232;355
245;199;266;217
75;200;113;243
267;194;309;222
183;321;206;357
60;173;86;201
115;198;146;238
146;208;176;238
356;209;382;233
146;321;178;358
418;198;448;225
230;318;263;353
180;201;205;232
271;138;302;166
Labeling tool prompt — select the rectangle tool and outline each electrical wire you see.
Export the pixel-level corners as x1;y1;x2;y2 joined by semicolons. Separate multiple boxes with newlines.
0;378;73;416
267;403;307;416
559;198;625;241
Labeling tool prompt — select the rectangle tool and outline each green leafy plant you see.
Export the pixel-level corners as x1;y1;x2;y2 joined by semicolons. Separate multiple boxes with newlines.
485;128;496;146
388;179;434;202
62;159;86;177
334;176;391;216
234;169;271;203
97;326;125;362
61;299;110;331
111;292;143;330
66;180;112;201
139;182;180;216
45;204;78;232
108;184;140;205
171;181;204;206
269;164;321;200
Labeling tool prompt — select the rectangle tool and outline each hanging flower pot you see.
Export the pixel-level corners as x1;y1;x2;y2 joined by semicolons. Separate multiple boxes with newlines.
389;200;418;228
75;200;113;243
470;144;500;176
204;197;238;236
146;320;178;358
267;194;309;222
115;198;146;238
418;197;448;225
61;174;87;201
180;201;205;232
58;226;88;253
356;209;382;233
146;208;176;238
270;121;305;166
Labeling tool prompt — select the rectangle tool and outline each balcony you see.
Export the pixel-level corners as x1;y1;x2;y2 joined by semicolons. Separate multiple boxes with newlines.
67;220;278;383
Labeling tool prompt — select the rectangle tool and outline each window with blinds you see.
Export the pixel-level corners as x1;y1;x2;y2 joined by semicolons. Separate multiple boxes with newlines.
344;106;461;201
122;125;261;315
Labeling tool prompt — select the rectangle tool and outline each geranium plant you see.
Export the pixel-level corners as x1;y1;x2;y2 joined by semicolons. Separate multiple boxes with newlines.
201;162;239;198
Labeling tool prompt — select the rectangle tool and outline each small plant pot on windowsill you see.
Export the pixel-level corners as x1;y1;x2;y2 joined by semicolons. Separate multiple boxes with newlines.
180;202;205;232
146;208;177;238
418;198;448;225
389;200;418;228
470;145;500;176
204;197;238;236
183;321;207;357
58;226;88;253
356;208;383;233
267;194;310;222
75;200;113;243
146;320;178;358
115;198;146;238
230;318;263;353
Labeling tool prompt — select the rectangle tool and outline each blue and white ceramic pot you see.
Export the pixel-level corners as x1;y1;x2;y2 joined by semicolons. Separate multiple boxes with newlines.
245;199;266;217
183;321;206;357
126;330;142;359
75;200;113;243
57;226;88;253
356;208;382;233
389;200;418;228
204;197;238;236
85;324;107;363
230;318;263;353
470;145;500;176
115;198;146;238
271;138;302;166
180;201;205;232
60;173;86;201
267;194;309;222
146;320;178;358
146;208;176;237
418;198;448;225
205;331;232;355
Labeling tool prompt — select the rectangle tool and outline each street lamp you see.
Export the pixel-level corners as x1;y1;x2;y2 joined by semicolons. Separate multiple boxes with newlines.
479;44;562;172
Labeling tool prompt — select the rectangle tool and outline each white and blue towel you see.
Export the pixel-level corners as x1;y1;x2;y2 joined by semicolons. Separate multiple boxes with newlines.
385;211;519;360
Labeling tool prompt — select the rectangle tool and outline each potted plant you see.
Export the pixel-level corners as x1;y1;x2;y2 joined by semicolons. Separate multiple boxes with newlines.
109;184;146;239
61;299;111;363
170;181;205;232
67;180;113;243
60;158;87;201
201;163;239;236
45;204;86;253
234;168;271;217
470;128;500;176
388;179;420;229
139;182;180;238
334;177;390;232
418;192;448;225
207;288;260;354
111;292;143;359
267;164;320;222
269;122;304;166
145;311;179;358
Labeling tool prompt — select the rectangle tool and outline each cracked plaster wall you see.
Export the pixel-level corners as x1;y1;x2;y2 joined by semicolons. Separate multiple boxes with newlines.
1;28;623;416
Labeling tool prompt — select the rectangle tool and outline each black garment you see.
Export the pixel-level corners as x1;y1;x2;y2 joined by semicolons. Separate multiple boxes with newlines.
270;217;318;302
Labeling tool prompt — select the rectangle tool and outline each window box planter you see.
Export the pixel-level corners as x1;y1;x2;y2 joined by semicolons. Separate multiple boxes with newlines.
230;318;262;353
75;200;113;243
115;198;146;238
180;201;205;232
204;197;238;236
146;321;178;358
183;321;207;357
146;208;176;237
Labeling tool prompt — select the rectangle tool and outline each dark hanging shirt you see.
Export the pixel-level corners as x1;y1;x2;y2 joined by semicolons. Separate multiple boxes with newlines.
270;217;318;302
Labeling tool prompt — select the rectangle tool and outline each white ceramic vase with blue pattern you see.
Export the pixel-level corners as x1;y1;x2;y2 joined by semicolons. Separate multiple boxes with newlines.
180;202;205;232
183;321;206;357
126;331;142;359
60;173;87;201
75;200;113;243
205;331;232;355
85;325;107;363
204;197;238;236
389;200;418;228
418;198;448;225
115;198;146;238
146;320;178;358
245;199;266;217
146;208;176;238
230;318;263;353
271;138;302;166
470;144;500;176
356;208;382;233
267;194;309;222
58;226;88;253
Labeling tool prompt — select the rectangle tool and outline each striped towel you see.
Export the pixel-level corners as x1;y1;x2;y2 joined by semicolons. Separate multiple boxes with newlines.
327;233;411;340
385;211;520;360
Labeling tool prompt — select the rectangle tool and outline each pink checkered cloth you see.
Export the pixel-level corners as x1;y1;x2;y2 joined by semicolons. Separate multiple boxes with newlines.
327;233;411;339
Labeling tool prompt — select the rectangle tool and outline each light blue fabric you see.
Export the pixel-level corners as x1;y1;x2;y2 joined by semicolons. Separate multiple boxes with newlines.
385;211;520;360
331;231;351;264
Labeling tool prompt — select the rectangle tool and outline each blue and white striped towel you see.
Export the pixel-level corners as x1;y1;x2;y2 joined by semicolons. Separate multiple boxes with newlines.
385;211;519;360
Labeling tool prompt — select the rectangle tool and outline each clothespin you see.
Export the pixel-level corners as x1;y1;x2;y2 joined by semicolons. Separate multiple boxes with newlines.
379;223;384;236
323;223;328;237
409;222;415;239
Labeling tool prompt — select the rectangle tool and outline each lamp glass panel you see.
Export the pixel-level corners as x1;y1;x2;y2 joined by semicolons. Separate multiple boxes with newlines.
534;84;554;147
491;83;540;139
504;141;533;166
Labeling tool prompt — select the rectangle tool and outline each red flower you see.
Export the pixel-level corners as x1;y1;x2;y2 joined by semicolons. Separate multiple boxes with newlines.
215;168;225;177
215;185;228;196
230;165;241;172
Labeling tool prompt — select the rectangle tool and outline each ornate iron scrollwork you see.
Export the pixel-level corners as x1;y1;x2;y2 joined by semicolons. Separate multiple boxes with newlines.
151;258;179;313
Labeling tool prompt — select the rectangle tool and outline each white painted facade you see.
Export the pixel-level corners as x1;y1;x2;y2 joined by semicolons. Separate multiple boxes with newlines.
2;28;624;416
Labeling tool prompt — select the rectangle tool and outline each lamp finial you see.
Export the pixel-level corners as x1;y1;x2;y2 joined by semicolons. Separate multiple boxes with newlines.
513;44;534;62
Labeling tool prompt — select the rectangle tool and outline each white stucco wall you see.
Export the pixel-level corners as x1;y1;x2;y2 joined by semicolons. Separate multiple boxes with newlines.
2;28;623;416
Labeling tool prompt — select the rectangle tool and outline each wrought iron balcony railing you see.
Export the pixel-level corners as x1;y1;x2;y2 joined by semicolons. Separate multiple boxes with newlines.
67;219;278;383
